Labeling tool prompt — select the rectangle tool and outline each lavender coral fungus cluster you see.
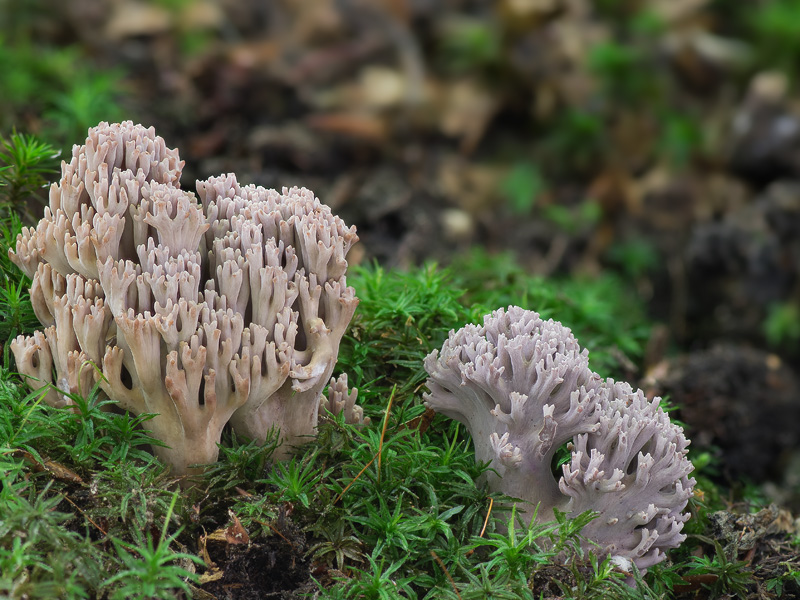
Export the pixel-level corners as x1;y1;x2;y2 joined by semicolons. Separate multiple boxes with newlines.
424;306;695;570
9;121;361;476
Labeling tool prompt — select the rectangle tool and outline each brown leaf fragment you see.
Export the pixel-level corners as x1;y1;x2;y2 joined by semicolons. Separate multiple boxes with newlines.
187;584;217;600
41;459;83;484
306;113;388;142
439;79;498;155
11;449;83;484
189;583;217;600
673;573;719;593
290;37;386;84
399;407;436;434
198;569;225;585
225;510;250;545
105;2;171;39
206;529;228;543
177;0;223;31
198;530;216;568
227;41;280;70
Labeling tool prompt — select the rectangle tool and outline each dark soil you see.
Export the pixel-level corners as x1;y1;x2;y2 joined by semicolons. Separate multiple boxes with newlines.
200;530;312;600
697;506;800;599
650;345;800;485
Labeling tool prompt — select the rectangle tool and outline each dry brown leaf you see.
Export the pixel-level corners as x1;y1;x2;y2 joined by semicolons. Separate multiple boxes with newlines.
398;407;436;434
198;568;225;584
105;2;171;39
650;0;710;24
282;0;343;43
437;157;504;213
306;113;388;142
11;449;83;484
503;0;560;17
198;530;216;568
178;0;223;30
227;41;281;70
205;529;228;543
187;584;218;600
440;79;498;154
41;459;84;485
225;510;250;545
587;168;638;217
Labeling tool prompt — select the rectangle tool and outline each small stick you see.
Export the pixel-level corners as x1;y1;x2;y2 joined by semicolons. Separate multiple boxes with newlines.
465;497;493;557
430;550;462;600
61;494;107;536
376;385;397;478
333;454;377;505
257;519;294;548
334;386;396;503
478;497;493;538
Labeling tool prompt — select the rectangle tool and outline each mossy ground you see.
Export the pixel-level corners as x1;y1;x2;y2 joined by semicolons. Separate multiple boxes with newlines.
1;186;798;597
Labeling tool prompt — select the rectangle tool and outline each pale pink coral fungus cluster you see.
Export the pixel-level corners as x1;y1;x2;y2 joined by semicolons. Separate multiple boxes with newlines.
8;121;694;568
424;306;695;571
10;121;363;476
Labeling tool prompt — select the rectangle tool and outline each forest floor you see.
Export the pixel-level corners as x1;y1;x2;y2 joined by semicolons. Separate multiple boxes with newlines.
2;1;800;598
